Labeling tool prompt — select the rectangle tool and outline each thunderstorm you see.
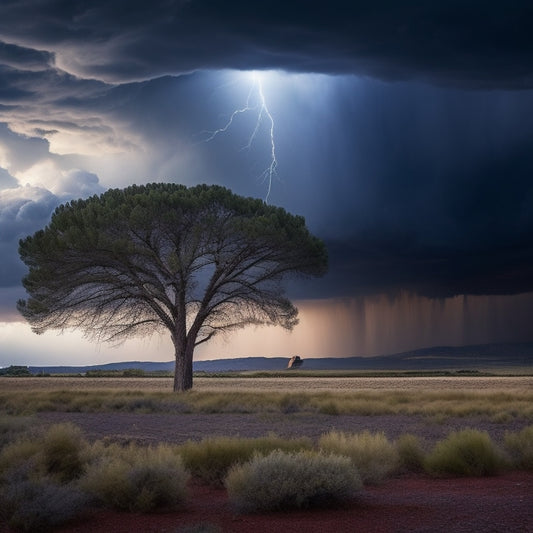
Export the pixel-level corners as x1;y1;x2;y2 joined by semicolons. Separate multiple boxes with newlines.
202;72;278;202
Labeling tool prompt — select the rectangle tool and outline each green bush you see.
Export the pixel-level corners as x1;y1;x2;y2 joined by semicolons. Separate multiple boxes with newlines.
504;426;533;470
425;429;504;477
81;443;189;512
225;450;361;512
396;434;426;473
177;434;312;485
318;430;399;484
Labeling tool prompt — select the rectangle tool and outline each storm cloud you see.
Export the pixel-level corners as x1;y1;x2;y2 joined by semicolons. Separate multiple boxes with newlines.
0;1;532;88
1;1;533;307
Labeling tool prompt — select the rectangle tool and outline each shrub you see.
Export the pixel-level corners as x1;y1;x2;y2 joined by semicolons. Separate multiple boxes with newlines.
318;430;399;484
0;475;88;532
0;439;41;478
225;450;361;512
177;435;312;485
41;423;87;481
0;423;87;483
81;444;189;512
396;434;426;473
425;429;504;477
504;426;533;470
0;417;31;450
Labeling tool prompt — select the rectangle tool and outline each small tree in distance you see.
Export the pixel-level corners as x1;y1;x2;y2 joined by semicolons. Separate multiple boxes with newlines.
17;183;328;391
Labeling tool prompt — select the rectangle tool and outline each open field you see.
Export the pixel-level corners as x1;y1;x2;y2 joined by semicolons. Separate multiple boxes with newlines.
1;376;531;447
1;376;532;532
1;375;531;392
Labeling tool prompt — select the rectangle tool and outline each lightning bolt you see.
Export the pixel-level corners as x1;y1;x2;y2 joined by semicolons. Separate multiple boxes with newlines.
201;72;278;203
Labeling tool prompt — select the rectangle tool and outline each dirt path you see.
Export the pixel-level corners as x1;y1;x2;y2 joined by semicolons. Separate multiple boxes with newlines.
36;411;531;447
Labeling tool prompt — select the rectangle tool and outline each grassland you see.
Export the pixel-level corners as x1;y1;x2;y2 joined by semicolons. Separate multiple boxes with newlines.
0;376;531;419
1;375;531;531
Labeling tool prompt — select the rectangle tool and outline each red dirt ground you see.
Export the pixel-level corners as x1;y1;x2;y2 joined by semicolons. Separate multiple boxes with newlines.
49;471;532;533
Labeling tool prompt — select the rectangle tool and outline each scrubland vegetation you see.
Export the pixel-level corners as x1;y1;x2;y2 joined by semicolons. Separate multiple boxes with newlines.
0;377;531;530
0;418;531;530
225;450;362;512
1;384;532;420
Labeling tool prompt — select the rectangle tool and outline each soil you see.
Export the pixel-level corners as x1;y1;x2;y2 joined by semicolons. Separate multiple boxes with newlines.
35;411;531;448
12;411;532;532
47;471;533;533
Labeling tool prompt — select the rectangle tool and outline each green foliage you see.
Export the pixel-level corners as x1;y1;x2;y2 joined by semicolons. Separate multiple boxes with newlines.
81;443;189;512
318;430;399;484
504;425;533;469
396;434;426;473
177;434;312;485
0;366;31;377
225;450;362;512
424;429;504;477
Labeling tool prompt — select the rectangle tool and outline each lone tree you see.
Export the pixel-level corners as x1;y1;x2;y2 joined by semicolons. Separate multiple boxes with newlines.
18;183;328;391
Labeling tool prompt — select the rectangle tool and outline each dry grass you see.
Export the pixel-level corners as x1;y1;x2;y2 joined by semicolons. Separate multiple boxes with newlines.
1;375;531;393
319;431;398;484
1;386;532;421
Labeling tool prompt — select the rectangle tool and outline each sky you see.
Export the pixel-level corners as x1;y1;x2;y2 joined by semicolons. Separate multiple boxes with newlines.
1;1;533;366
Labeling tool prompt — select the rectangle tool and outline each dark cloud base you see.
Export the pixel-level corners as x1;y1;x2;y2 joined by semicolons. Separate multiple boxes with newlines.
0;1;533;88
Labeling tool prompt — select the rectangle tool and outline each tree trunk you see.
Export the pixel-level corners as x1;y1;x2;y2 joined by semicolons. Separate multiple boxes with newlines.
173;340;194;392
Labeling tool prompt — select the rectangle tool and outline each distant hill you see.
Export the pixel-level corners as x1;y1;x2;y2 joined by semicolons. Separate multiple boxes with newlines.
27;342;533;374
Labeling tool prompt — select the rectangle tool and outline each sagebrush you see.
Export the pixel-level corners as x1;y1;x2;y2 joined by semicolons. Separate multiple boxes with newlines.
225;450;362;512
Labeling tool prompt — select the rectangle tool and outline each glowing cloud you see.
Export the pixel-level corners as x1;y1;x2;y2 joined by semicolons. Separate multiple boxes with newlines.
201;70;278;202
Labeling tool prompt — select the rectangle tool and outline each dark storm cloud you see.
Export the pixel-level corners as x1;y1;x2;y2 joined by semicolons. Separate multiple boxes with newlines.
0;1;532;88
0;41;52;71
0;2;532;303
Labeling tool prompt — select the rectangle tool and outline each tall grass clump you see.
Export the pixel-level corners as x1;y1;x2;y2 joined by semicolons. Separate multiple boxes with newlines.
177;434;312;485
396;434;426;473
504;426;533;470
41;423;87;481
81;443;189;512
0;424;89;531
225;450;361;512
0;423;86;482
0;417;32;449
425;429;504;477
318;430;399;484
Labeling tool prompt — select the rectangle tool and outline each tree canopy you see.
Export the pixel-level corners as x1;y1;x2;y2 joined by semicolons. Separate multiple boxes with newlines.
18;183;328;390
